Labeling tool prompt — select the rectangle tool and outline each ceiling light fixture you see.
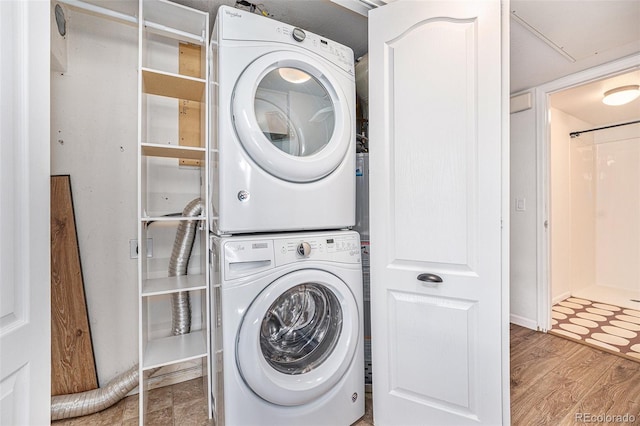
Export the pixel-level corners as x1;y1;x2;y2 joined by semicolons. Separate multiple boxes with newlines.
602;85;640;106
278;68;311;84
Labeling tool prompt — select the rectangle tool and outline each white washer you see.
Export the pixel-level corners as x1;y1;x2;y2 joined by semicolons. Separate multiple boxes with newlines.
210;6;356;235
210;231;364;426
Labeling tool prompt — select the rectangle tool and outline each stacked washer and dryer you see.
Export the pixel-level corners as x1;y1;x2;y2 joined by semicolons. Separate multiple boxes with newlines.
208;6;364;426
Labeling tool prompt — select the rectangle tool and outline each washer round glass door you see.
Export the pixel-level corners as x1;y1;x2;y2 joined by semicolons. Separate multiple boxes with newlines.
236;269;359;406
232;51;352;182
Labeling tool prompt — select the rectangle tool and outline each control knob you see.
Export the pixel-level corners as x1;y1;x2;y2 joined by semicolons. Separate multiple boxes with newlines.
297;242;311;257
292;27;306;42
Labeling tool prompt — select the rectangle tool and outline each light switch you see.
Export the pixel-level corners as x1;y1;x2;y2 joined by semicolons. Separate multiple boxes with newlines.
515;198;526;212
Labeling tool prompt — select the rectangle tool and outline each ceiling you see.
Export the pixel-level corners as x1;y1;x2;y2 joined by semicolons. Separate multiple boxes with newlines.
171;0;640;125
509;0;640;93
550;69;640;127
509;1;640;126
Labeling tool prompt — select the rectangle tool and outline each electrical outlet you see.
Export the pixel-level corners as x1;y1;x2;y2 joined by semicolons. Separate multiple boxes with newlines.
130;238;153;259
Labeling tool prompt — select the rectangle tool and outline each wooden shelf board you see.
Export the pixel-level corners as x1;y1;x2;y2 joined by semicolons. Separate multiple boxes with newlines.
142;68;205;102
142;275;206;297
141;143;205;160
143;331;207;370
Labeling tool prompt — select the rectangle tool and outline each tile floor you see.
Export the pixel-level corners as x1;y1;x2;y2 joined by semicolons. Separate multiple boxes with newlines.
353;393;374;426
51;377;211;426
51;378;373;426
550;297;640;362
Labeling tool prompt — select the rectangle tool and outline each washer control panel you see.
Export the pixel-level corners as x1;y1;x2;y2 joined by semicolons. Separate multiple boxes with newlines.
275;233;361;265
218;232;361;281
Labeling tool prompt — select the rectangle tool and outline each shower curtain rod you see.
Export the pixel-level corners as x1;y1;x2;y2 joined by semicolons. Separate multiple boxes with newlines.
570;119;640;138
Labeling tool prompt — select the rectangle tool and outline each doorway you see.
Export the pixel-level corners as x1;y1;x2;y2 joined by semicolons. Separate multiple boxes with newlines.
540;67;640;360
548;71;640;311
536;58;640;331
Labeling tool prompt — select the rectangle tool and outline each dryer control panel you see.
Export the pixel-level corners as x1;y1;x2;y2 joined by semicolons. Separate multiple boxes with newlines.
219;5;354;75
276;25;354;71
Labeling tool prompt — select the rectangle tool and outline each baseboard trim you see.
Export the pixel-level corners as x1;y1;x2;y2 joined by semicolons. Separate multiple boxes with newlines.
510;314;538;330
552;291;571;305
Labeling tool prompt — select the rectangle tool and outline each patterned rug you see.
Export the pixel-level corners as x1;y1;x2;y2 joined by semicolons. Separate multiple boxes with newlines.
550;297;640;362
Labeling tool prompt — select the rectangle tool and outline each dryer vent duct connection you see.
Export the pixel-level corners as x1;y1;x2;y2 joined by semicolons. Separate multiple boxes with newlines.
50;198;203;421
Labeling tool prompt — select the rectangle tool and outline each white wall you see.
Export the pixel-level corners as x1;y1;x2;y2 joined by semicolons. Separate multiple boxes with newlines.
549;107;573;302
50;9;139;385
549;108;595;302
569;125;596;296
509;100;538;327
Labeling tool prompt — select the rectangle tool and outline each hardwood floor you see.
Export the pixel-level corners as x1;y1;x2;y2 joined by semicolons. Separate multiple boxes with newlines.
511;324;640;425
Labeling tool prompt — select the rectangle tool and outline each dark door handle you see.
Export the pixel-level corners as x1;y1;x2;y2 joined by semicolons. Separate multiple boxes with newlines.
417;273;443;283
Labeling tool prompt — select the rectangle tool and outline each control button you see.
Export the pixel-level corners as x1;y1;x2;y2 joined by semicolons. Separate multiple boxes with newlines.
292;27;306;42
296;242;311;257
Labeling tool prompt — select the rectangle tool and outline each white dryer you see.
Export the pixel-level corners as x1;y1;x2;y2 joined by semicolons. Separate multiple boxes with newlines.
210;6;356;234
210;231;364;426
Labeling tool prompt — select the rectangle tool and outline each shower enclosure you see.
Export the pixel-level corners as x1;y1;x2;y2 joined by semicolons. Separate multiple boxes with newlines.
551;114;640;309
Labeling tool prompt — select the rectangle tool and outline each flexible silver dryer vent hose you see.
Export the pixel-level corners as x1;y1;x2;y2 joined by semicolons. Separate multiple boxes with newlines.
50;366;140;420
169;198;204;335
51;198;204;421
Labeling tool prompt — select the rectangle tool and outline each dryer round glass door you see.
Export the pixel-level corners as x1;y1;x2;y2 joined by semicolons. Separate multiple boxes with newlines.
232;51;352;183
236;269;359;406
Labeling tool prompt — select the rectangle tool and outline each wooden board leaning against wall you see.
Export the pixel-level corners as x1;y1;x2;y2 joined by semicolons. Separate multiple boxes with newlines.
50;175;99;396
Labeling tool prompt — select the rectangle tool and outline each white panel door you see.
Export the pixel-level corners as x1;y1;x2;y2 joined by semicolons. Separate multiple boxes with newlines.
0;1;51;425
369;1;508;425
